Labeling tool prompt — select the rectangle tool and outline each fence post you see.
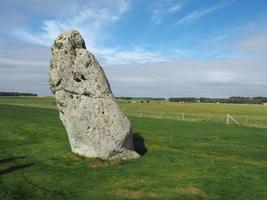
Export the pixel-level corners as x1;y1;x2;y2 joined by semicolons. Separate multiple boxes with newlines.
226;114;230;124
182;113;185;121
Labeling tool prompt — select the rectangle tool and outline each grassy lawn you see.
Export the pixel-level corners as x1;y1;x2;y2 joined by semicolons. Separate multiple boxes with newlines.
0;104;266;200
1;96;267;117
2;96;266;127
120;100;267;117
0;96;56;109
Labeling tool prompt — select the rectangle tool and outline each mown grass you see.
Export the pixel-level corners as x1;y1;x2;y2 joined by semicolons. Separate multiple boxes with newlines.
1;96;267;116
0;104;266;200
120;100;267;117
0;96;56;109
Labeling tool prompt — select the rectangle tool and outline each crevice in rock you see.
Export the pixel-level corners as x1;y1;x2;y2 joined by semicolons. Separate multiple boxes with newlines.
55;79;62;87
81;92;92;97
54;87;110;99
54;88;79;96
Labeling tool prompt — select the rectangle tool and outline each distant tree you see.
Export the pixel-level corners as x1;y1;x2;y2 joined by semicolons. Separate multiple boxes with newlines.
169;97;198;103
169;96;267;104
0;92;37;96
115;96;165;101
115;97;132;100
116;96;267;104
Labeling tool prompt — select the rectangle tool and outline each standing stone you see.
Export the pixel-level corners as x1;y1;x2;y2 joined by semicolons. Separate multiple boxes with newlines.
49;30;139;160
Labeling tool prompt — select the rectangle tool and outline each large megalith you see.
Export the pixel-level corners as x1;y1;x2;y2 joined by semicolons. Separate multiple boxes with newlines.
49;30;139;160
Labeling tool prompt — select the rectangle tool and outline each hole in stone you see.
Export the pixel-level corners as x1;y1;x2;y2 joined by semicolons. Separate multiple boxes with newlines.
102;111;104;114
74;77;81;82
81;75;86;80
64;50;67;54
69;94;73;99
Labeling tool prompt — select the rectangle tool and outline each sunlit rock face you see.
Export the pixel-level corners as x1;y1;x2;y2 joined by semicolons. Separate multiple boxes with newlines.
49;30;139;160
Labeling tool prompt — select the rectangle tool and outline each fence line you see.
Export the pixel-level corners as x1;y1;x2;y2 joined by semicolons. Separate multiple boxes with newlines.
125;110;267;128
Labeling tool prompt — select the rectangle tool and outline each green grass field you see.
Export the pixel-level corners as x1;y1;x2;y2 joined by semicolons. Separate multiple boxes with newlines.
0;98;266;200
0;96;56;109
120;100;267;117
1;96;267;116
1;96;267;128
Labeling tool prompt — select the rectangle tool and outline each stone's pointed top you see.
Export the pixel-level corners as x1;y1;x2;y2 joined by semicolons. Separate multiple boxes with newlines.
53;30;86;50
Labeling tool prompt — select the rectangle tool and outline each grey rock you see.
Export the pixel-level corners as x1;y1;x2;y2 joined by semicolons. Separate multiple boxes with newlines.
49;30;139;160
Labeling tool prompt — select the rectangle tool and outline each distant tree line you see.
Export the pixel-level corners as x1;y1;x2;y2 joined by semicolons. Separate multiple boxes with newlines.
169;97;199;103
169;96;267;104
0;92;37;96
116;97;166;101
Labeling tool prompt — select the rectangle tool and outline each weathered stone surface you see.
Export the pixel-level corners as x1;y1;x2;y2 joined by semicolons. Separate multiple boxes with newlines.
49;30;139;160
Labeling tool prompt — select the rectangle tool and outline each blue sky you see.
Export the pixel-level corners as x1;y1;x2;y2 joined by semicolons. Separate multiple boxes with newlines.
0;0;267;97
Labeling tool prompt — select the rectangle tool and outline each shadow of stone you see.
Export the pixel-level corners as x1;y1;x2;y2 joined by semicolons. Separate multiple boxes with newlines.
0;156;26;164
0;163;34;176
133;133;147;156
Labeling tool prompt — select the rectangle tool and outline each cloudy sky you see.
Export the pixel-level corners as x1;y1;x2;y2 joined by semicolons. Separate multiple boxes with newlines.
0;0;267;97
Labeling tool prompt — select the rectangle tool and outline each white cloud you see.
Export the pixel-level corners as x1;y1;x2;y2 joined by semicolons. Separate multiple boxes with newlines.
0;57;47;67
151;1;186;25
0;42;50;95
1;0;266;97
167;4;185;13
174;48;198;59
96;46;170;65
0;39;266;97
205;71;236;84
173;1;233;26
196;21;267;59
236;32;267;53
13;3;127;47
104;59;267;97
10;0;169;65
11;31;48;46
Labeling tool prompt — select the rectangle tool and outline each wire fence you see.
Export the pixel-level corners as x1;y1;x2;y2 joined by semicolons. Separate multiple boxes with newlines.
125;110;267;128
